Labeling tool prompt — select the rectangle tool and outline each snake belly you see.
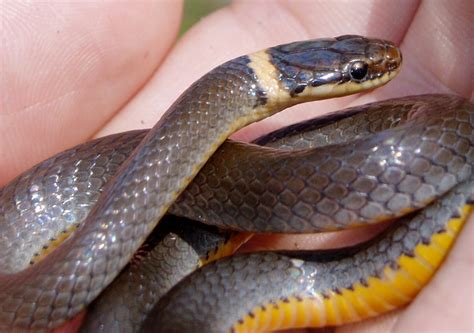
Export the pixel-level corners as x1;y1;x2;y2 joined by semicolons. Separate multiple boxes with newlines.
0;35;401;331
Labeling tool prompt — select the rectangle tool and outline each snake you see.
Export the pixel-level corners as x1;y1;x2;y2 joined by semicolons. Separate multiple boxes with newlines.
0;35;472;332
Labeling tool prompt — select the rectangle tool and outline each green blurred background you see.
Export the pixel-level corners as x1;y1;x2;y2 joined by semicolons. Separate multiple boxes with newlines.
179;0;230;36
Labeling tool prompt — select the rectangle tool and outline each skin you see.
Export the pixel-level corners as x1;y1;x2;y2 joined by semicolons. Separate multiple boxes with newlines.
0;1;472;332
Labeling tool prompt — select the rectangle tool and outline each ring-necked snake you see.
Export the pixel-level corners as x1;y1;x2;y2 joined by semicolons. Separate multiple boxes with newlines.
0;35;472;332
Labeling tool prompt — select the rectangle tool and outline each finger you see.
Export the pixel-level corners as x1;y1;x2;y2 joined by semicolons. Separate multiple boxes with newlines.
239;221;391;252
383;0;473;99
96;0;418;141
0;1;182;186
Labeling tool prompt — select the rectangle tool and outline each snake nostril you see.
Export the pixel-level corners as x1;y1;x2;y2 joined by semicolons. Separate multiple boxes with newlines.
387;61;398;71
386;45;402;66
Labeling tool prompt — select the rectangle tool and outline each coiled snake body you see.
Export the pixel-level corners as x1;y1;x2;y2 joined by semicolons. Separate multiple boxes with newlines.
0;35;472;332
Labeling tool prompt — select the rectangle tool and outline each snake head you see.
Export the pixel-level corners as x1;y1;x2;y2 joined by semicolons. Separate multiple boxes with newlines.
267;35;402;99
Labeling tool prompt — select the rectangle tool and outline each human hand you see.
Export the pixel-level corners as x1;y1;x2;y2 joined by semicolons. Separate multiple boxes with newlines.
1;1;472;332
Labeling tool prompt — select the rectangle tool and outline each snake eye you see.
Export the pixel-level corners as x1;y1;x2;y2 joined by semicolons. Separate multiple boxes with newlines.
350;61;369;81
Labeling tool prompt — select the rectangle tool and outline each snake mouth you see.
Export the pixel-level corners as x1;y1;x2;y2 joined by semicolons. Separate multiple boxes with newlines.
281;66;401;103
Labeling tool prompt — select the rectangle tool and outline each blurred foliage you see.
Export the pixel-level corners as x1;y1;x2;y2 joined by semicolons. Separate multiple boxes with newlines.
179;0;230;36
